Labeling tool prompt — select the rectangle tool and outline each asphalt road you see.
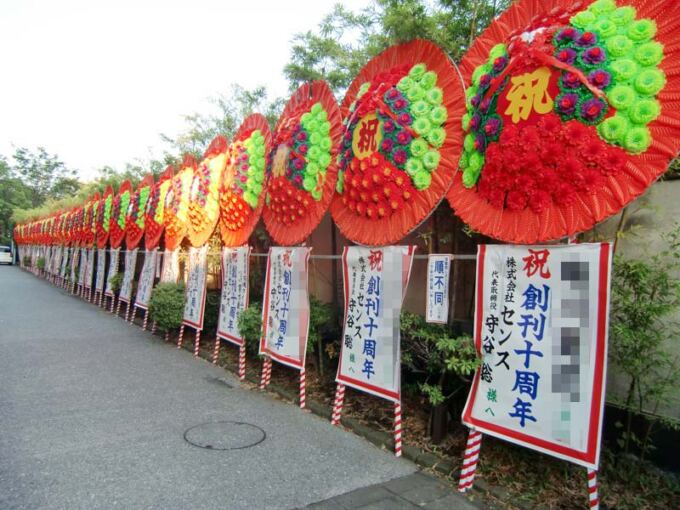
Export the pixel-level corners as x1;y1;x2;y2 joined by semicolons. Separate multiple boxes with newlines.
0;266;416;510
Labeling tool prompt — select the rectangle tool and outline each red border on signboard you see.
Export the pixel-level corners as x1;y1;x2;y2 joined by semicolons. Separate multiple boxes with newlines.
335;246;416;403
217;246;251;347
259;248;311;371
462;243;611;469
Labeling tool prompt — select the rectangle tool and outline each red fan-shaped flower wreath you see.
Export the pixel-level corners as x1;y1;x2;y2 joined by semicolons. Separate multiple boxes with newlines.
263;81;342;246
219;114;273;247
330;39;466;246
447;0;680;243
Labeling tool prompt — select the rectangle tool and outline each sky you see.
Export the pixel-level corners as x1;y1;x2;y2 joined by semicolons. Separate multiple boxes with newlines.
0;0;369;180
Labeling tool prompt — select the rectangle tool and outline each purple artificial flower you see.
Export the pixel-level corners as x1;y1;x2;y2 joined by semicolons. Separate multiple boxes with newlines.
492;56;508;74
299;144;308;155
392;149;408;165
294;174;303;185
397;112;413;126
479;98;492;114
296;131;307;142
555;47;577;65
479;74;492;88
483;117;501;138
381;138;394;152
580;98;606;122
470;94;482;108
561;71;581;89
470;113;482;131
474;134;486;152
588;69;612;89
396;130;412;145
383;119;395;133
386;87;400;100
576;31;597;47
344;130;352;142
555;26;580;43
293;158;304;170
393;98;407;110
582;46;606;65
556;93;579;116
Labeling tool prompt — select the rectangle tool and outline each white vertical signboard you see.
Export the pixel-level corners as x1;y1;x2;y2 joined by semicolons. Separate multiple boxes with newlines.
160;248;180;284
118;248;138;303
335;246;415;402
462;243;612;469
426;254;452;324
217;246;251;346
182;246;209;330
95;248;106;292
135;249;158;310
77;248;87;286
84;248;95;289
60;247;70;280
259;247;311;369
105;248;120;297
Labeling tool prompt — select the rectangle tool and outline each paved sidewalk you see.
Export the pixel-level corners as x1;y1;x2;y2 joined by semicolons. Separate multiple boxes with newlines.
303;472;480;509
0;266;479;509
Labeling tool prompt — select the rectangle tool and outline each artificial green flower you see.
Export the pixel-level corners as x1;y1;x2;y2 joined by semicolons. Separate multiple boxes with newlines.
397;76;414;92
627;19;657;42
413;117;432;137
488;44;507;60
430;105;448;125
420;71;437;90
571;10;596;30
609;59;639;82
624;126;652;153
607;85;637;110
405;158;424;176
594;18;617;38
589;0;616;15
606;35;634;58
634;41;664;67
462;168;479;188
634;68;666;95
409;138;428;158
411;100;430;118
597;114;630;143
610;6;637;26
409;63;427;80
413;170;431;190
628;98;661;124
422;150;441;171
427;127;446;148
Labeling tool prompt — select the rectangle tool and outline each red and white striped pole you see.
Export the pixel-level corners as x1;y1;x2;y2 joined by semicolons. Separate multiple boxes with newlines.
259;357;272;389
212;336;221;364
299;368;306;409
142;309;149;331
193;329;201;358
331;383;346;426
458;429;483;492
151;321;157;335
394;401;402;457
238;345;246;380
164;331;169;343
177;324;185;349
115;297;122;317
587;469;599;510
125;302;131;323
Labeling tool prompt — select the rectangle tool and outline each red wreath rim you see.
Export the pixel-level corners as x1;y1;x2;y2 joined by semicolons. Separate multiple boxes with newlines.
145;166;174;250
164;161;195;251
109;180;132;249
126;174;154;250
329;38;466;247
446;0;680;244
188;135;229;248
220;113;273;247
96;186;114;249
262;80;342;246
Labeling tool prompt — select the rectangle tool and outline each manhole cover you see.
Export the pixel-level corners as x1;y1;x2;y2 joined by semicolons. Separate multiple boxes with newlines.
183;421;266;450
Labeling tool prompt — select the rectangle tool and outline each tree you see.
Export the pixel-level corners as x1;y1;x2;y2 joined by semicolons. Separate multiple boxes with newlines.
284;0;510;97
0;157;31;244
160;85;284;158
11;147;79;207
